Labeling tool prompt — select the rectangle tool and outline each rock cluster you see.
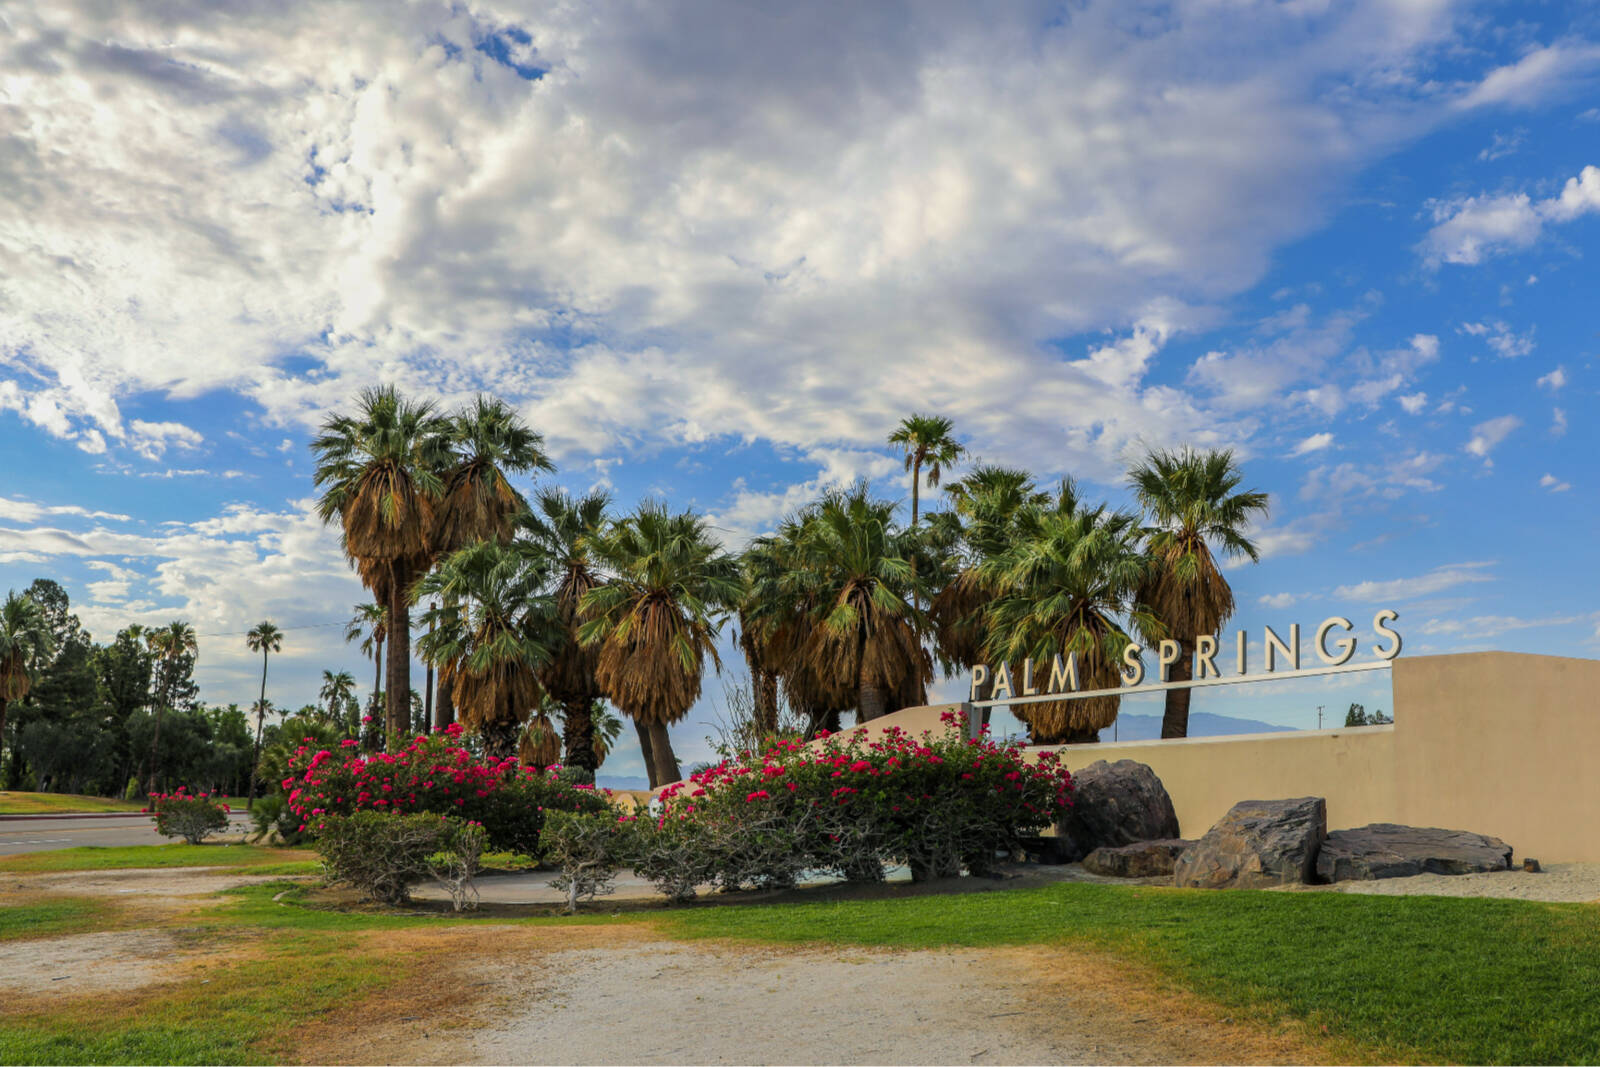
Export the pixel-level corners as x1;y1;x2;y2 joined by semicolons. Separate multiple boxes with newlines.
1053;759;1180;862
1082;839;1192;878
1173;797;1327;889
1314;824;1512;881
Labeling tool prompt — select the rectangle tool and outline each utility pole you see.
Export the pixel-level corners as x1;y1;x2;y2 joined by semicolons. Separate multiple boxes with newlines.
1317;704;1324;730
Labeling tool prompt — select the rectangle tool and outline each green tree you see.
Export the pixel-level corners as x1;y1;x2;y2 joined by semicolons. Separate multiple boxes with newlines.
245;621;283;802
313;385;453;748
344;602;387;735
887;414;966;611
1128;446;1269;739
520;488;611;773
0;591;56;771
579;503;740;788
144;621;198;791
415;540;555;760
319;670;357;726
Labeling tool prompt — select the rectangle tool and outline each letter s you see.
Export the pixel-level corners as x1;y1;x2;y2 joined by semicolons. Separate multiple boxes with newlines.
1372;610;1402;661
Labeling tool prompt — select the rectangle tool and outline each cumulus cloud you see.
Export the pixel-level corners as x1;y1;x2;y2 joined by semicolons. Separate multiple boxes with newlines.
1257;592;1303;610
1290;433;1335;456
1464;414;1521;458
0;496;130;524
1420;165;1600;267
1537;366;1567;391
1398;392;1428;414
1335;562;1495;602
1539;473;1571;493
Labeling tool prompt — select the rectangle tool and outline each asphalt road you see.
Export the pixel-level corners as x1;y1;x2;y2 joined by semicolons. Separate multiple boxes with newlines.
0;813;253;854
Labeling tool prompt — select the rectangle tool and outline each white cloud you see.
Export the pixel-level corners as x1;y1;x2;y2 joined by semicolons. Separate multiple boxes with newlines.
1539;473;1572;493
1552;407;1568;437
1334;562;1495;602
1464;414;1521;458
1537;366;1567;391
1458;319;1534;358
1398;392;1428;414
1257;592;1303;610
1290;432;1335;456
1418;611;1595;641
0;496;130;523
1452;43;1600;111
128;420;205;461
1421;165;1600;267
1477;129;1524;162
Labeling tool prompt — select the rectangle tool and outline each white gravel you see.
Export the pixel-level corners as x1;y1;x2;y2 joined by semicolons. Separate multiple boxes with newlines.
1287;861;1600;903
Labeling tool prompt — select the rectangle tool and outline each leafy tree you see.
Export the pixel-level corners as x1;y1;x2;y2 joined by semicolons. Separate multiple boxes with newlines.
1128;446;1269;739
96;625;153;727
319;670;357;726
344;602;387;733
887;414;966;608
521;488;611;772
245;621;283;801
313;385;453;749
579;503;740;788
0;590;56;771
144;621;198;790
20;719;114;795
1344;703;1393;727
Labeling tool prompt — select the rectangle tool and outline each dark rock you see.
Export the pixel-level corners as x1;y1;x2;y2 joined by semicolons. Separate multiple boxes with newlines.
1055;760;1181;861
1174;797;1327;889
1017;835;1074;865
1315;824;1513;882
1082;839;1193;878
1524;858;1542;873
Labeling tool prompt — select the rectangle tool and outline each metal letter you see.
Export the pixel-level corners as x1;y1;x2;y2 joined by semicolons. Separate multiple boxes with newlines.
1157;639;1181;682
968;664;989;702
1315;617;1356;666
1121;642;1145;686
1372;609;1403;660
1021;658;1039;696
1194;634;1219;678
1264;624;1300;672
990;662;1013;701
1047;652;1080;693
1236;629;1247;675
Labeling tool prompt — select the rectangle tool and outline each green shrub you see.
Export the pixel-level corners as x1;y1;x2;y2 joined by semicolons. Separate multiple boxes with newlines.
541;810;623;913
249;793;308;845
313;811;486;907
146;790;230;845
621;813;716;902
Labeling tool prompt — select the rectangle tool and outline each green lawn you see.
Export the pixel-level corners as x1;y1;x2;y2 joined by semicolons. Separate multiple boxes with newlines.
659;881;1600;1064
0;791;143;815
0;843;319;875
0;897;114;942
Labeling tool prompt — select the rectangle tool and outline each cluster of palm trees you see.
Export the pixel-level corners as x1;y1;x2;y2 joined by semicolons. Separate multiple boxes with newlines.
311;388;1270;788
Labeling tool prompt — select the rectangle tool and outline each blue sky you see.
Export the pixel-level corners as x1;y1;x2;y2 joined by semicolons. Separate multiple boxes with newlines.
1;1;1596;780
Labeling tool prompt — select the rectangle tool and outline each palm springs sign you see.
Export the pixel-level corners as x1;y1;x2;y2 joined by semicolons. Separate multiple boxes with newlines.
968;610;1402;708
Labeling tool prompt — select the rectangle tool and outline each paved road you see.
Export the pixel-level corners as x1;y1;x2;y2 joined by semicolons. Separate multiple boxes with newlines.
0;813;253;854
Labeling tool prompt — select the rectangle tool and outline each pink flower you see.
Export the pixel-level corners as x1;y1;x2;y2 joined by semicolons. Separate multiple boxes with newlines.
746;790;770;802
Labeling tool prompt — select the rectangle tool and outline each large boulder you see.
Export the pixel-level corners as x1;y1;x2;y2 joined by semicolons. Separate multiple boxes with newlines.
1055;759;1180;861
1316;824;1513;882
1082;839;1193;879
1174;797;1326;889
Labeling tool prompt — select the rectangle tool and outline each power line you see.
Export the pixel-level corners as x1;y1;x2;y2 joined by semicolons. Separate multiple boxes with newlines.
193;620;350;639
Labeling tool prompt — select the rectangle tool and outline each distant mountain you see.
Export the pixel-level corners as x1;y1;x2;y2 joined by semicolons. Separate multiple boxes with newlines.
596;774;651;791
1099;711;1295;742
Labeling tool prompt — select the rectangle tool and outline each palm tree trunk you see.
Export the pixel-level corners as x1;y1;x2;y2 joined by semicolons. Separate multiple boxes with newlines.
480;718;520;761
386;561;411;751
754;670;778;737
1159;640;1195;739
247;649;269;803
145;705;165;793
423;613;434;734
647;720;680;787
0;698;8;773
561;697;598;772
634;719;656;789
858;681;887;722
910;456;922;611
436;594;457;728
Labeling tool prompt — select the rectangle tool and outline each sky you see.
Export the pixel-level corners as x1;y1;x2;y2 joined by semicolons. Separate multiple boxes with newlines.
1;0;1596;782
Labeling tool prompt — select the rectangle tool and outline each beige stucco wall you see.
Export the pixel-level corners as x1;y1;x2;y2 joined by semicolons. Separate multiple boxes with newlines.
853;651;1600;862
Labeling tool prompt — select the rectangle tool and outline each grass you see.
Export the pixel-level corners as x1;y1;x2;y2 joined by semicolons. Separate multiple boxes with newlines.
657;881;1600;1064
0;791;143;814
0;843;320;875
0;897;114;941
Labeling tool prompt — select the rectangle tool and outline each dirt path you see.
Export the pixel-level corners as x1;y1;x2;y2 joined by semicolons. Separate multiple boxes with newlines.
302;934;1333;1066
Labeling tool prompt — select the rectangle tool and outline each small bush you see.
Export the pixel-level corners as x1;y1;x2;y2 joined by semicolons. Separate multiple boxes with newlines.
621;813;715;902
146;789;230;845
542;810;623;913
313;811;486;906
249;793;308;845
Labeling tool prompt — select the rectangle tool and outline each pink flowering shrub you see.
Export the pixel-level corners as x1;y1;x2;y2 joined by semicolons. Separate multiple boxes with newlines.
646;711;1073;886
282;723;612;856
146;788;231;845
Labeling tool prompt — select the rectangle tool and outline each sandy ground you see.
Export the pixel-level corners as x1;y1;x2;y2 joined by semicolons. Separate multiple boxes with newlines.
20;866;293;901
0;929;181;996
305;936;1328;1066
1285;861;1600;903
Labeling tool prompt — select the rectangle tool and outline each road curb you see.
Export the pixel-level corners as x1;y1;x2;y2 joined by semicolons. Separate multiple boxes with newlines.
0;811;149;821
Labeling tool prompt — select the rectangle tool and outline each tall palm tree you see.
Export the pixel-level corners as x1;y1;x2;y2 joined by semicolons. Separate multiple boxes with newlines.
344;602;387;739
245;621;283;801
313;386;453;748
579;503;740;789
0;591;55;767
144;620;197;790
428;396;554;729
788;486;931;723
1128;447;1269;739
415;540;555;760
319;669;357;727
520;488;610;772
734;535;789;738
980;481;1156;744
888;414;966;612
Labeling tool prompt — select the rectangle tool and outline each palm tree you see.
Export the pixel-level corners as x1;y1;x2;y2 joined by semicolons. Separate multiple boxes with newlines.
245;621;283;801
788;486;931;723
520;488;610;773
319;669;357;727
430;397;554;728
734;535;788;737
415;540;555;760
0;591;55;767
579;503;740;788
344;602;387;741
1128;447;1269;739
313;386;453;748
888;414;966;611
145;621;198;790
588;701;624;767
980;481;1156;744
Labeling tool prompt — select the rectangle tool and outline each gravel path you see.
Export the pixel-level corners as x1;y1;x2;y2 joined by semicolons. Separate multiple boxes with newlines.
1287;862;1600;903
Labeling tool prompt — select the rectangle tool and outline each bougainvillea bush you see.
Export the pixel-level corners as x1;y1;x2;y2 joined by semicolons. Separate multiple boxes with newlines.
642;711;1072;887
315;811;486;907
282;724;612;857
146;788;230;845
